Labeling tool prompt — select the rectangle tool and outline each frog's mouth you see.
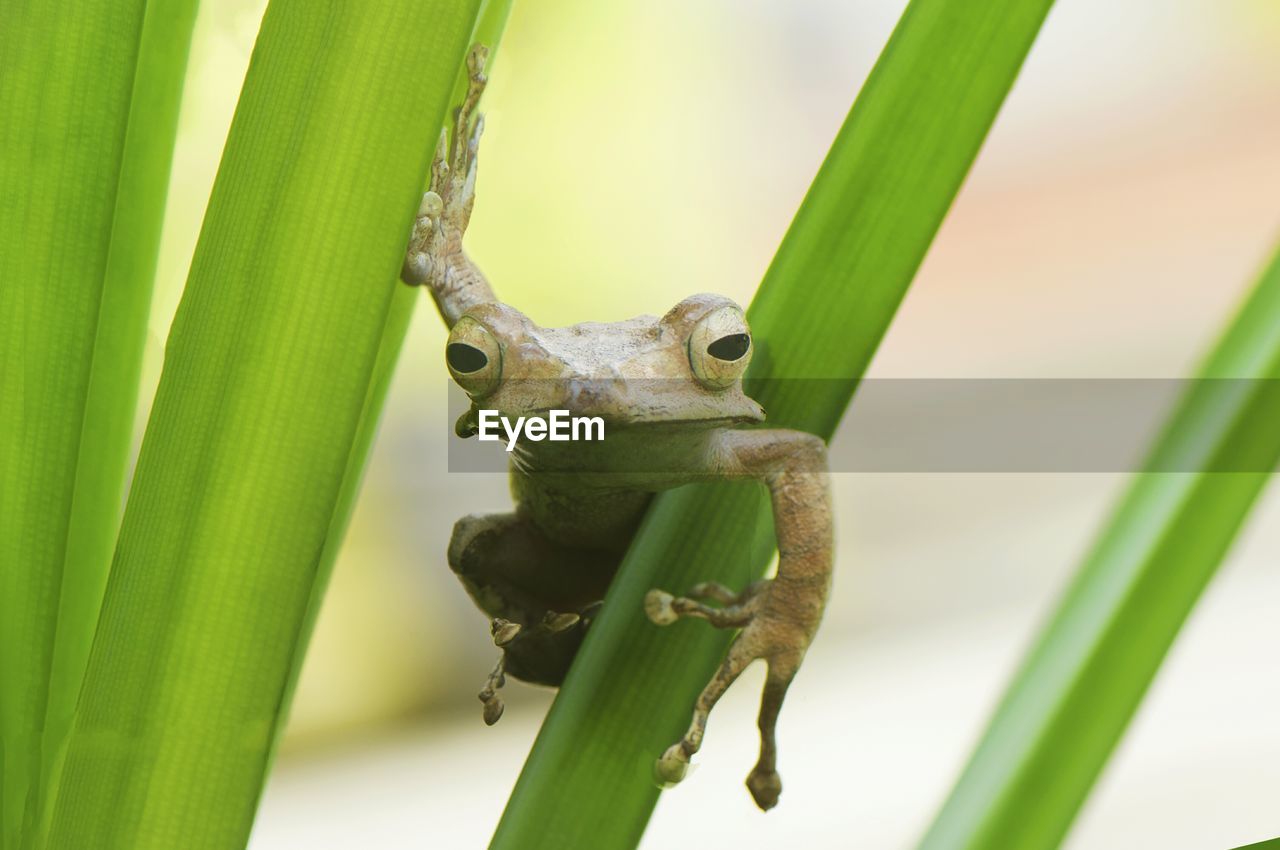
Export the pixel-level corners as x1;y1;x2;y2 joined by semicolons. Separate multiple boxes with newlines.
453;404;765;439
605;413;764;431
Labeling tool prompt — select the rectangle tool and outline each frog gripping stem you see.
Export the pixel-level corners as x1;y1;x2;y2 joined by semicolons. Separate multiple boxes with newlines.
402;43;497;326
647;429;833;811
414;50;835;810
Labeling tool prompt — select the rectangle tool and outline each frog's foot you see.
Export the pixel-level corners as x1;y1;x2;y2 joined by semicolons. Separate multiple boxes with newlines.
646;581;803;811
476;618;522;725
643;584;759;628
402;44;488;287
478;655;507;726
476;608;592;725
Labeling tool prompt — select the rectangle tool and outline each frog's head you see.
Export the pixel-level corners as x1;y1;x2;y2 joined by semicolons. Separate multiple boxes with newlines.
445;294;765;433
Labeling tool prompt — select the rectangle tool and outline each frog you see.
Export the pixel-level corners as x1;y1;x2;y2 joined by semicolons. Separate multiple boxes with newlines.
401;45;833;811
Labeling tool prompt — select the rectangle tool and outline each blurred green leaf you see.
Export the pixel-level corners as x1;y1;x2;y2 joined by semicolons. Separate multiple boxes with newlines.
0;1;198;846
44;2;481;847
1231;837;1280;850
490;1;1055;847
918;243;1280;850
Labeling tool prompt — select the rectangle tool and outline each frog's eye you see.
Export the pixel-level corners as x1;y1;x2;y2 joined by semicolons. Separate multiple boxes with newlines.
689;305;752;390
445;315;502;397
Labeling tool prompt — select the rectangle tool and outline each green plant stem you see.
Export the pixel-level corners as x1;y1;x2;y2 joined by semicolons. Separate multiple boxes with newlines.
45;2;480;847
918;243;1280;850
490;1;1055;847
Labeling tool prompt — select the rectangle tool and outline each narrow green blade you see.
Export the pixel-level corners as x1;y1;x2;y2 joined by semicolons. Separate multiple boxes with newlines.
918;245;1280;850
269;0;518;763
45;2;481;847
490;1;1055;847
0;1;198;846
1231;838;1280;850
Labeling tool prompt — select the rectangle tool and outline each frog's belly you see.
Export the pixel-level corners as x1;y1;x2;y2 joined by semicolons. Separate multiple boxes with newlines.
512;473;652;551
511;426;717;486
509;428;721;550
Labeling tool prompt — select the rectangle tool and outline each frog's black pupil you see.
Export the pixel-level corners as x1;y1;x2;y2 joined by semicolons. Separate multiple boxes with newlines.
707;333;750;362
447;342;489;373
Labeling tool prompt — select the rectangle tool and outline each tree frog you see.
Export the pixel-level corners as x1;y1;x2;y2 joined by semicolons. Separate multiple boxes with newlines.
402;46;833;811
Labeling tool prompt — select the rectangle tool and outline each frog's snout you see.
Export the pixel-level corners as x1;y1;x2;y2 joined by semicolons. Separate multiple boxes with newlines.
563;378;622;414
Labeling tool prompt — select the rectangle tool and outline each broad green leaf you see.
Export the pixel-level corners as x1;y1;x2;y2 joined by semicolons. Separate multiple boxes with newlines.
490;1;1055;847
917;244;1280;850
45;2;481;847
0;0;198;846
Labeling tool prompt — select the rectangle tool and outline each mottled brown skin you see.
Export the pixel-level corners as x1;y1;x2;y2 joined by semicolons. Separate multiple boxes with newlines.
403;46;834;811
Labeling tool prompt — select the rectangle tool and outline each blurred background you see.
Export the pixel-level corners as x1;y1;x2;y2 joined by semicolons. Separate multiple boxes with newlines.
138;0;1280;846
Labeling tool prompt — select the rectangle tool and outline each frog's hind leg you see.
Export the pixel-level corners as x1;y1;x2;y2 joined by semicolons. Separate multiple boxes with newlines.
474;606;602;726
447;511;619;723
475;616;545;726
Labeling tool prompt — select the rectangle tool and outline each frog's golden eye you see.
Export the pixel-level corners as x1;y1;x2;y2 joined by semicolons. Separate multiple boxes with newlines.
689;305;752;389
446;315;502;397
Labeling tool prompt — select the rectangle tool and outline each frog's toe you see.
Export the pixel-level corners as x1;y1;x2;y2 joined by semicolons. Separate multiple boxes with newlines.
746;766;782;810
644;586;754;629
644;589;678;625
541;610;580;633
580;600;604;627
480;691;504;726
490;617;522;646
686;581;738;604
654;743;691;787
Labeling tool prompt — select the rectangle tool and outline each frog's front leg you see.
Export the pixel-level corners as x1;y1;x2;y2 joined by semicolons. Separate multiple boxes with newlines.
646;429;832;810
402;43;496;326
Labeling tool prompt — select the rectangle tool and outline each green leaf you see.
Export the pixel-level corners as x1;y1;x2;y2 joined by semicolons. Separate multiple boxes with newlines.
0;1;198;846
1231;838;1280;850
917;244;1280;850
490;1;1055;847
44;2;481;847
269;0;517;765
